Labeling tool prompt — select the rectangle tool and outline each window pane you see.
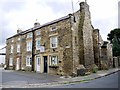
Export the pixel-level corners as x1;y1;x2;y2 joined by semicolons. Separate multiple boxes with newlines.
50;37;58;48
36;31;40;36
51;56;58;65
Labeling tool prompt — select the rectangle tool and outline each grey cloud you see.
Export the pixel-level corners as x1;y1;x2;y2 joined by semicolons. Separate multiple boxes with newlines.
45;1;73;15
1;0;25;13
93;18;117;40
0;0;26;46
118;1;120;28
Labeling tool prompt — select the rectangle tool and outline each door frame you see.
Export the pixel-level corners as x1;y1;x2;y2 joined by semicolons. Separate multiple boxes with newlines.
16;58;20;70
43;56;48;73
36;56;41;72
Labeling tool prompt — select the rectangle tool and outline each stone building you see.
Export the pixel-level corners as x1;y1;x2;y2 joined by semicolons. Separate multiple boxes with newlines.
5;2;113;76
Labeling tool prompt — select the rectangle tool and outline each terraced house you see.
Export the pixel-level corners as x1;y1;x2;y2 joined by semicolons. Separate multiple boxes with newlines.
5;2;113;76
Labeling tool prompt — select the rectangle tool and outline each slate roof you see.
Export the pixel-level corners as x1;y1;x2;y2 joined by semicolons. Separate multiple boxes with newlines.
7;14;71;40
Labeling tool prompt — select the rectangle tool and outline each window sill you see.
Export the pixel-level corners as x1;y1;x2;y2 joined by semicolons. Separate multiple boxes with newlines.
27;51;32;52
50;47;57;49
26;65;32;67
49;65;59;68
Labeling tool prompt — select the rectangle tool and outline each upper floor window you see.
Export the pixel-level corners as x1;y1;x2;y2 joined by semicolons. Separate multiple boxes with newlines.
9;58;13;66
27;41;32;51
17;44;20;53
50;36;58;48
11;39;14;42
11;45;13;53
50;56;58;66
36;38;41;50
18;38;20;41
51;26;57;31
36;31;41;36
27;33;33;38
26;56;32;66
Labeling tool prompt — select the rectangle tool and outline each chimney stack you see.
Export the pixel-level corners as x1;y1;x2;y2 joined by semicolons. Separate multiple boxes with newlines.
34;19;40;28
17;29;22;34
79;1;89;12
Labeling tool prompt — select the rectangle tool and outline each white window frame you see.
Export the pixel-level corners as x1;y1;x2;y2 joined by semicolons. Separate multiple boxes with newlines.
17;44;20;53
27;33;33;38
36;31;41;36
11;39;14;42
27;41;32;51
26;56;32;66
9;58;13;66
50;36;58;48
50;56;58;66
18;37;20;41
11;45;13;53
36;38;41;50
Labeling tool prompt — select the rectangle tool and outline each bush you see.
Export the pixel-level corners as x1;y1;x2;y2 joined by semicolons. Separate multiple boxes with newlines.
92;64;98;73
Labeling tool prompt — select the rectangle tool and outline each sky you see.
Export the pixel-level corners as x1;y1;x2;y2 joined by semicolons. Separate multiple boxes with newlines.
0;0;118;64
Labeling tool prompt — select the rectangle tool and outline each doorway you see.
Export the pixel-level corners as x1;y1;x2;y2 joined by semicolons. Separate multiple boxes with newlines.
16;58;20;70
36;56;40;72
43;56;48;73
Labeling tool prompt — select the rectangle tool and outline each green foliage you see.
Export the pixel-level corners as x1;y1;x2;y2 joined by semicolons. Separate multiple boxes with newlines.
107;28;120;43
92;64;98;73
107;28;120;56
112;36;120;56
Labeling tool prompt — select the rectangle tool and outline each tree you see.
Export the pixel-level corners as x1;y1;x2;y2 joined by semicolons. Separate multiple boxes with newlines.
107;28;120;56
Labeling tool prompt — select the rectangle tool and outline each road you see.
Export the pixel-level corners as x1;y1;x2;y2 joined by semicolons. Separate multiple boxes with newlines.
0;68;119;88
52;71;119;88
0;68;61;87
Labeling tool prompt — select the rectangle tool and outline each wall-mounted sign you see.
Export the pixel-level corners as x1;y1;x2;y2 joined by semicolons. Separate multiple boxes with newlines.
40;46;45;52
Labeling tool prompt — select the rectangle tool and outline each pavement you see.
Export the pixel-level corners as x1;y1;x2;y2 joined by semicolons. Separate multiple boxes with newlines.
1;67;120;88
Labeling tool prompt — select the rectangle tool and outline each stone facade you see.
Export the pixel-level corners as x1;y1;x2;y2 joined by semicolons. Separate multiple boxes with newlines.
93;29;113;69
5;2;113;76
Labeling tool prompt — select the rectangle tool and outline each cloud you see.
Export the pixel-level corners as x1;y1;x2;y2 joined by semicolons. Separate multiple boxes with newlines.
0;0;118;47
0;0;26;46
118;1;120;27
89;0;118;40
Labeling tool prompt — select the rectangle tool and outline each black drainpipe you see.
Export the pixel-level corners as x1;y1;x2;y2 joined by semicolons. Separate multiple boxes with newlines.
31;29;35;71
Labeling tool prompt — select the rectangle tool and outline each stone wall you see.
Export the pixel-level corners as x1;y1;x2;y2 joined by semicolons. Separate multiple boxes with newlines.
107;43;113;68
5;1;114;76
79;2;94;70
113;57;119;68
93;29;100;67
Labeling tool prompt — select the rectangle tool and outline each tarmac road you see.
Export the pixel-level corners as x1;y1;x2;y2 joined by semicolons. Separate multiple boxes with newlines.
52;71;119;88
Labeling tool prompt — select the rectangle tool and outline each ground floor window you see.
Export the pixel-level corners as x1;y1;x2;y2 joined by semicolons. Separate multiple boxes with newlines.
50;56;58;66
9;58;13;66
26;56;32;66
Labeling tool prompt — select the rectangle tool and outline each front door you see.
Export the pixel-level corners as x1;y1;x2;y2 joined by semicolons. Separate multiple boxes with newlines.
36;56;40;72
43;56;48;73
16;58;20;70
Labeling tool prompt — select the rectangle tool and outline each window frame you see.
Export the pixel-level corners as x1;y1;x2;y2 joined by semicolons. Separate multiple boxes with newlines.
36;31;41;36
50;36;58;48
50;56;58;66
26;56;32;66
26;41;32;51
17;44;20;53
36;38;41;50
11;39;14;42
27;33;33;38
18;37;20;41
9;58;13;66
10;45;13;53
